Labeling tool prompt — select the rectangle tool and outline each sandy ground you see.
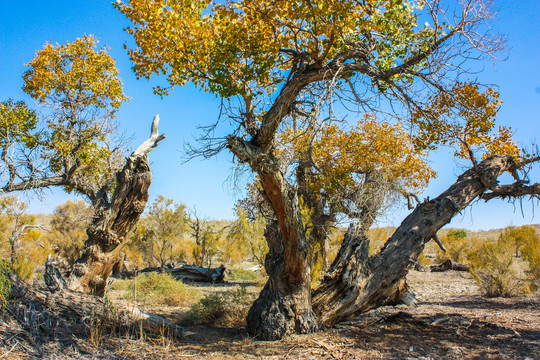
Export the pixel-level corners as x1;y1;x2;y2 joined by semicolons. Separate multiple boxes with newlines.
1;270;539;359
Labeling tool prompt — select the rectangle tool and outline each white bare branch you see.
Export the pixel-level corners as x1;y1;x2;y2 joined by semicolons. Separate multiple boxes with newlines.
130;115;167;160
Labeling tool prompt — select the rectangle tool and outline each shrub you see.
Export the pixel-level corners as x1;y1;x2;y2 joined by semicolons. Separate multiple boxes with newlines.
0;260;10;311
183;286;253;327
228;268;260;281
467;231;534;297
13;256;35;281
434;229;469;264
512;226;540;283
127;272;200;306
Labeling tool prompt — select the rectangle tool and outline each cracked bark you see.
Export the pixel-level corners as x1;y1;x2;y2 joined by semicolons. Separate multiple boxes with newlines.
313;155;517;326
64;115;166;296
228;137;317;340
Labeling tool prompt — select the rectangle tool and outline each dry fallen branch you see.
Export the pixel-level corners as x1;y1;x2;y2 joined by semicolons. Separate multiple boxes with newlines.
8;274;184;342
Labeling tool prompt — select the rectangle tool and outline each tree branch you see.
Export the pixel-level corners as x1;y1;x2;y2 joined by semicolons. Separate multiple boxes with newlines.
481;182;540;201
130;115;167;160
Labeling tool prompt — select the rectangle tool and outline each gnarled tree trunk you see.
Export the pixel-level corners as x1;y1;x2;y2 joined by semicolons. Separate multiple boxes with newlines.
65;115;165;296
228;137;317;340
246;221;317;340
245;171;317;340
313;155;515;326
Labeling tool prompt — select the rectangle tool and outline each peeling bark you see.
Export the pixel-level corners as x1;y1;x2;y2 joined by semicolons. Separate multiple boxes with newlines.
313;155;515;326
228;137;317;339
246;222;317;340
65;115;166;296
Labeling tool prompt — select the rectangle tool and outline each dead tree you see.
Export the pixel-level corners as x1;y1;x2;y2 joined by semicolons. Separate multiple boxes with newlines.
2;112;165;296
65;115;165;295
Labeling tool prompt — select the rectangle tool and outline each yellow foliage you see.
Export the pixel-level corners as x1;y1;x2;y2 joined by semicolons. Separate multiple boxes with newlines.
466;232;535;297
366;226;395;255
224;206;267;267
433;229;469;264
0;196;48;280
44;200;91;265
23;35;128;110
18;36;129;194
279;118;435;202
126;196;190;268
431;226;540;297
413;82;523;163
116;0;439;98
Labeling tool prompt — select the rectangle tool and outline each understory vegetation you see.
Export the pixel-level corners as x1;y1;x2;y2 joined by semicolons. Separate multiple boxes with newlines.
183;286;255;327
432;226;540;297
110;273;202;307
1;194;538;303
0;260;10;310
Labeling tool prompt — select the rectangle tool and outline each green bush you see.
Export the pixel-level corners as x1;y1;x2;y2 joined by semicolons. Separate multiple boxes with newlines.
228;268;260;281
183;286;252;327
0;260;11;311
127;272;200;306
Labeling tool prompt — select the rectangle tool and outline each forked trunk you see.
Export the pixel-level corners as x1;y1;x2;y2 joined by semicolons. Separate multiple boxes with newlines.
313;156;514;326
65;115;165;296
246;222;317;340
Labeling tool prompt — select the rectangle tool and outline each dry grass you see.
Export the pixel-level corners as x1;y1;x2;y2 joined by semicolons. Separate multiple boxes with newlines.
1;270;539;359
109;272;201;307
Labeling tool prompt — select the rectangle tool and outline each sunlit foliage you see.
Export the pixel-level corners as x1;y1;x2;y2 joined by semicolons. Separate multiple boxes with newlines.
280;117;435;201
127;196;190;268
116;0;442;99
413;83;521;162
1;36;128;198
225;206;267;267
0;196;45;280
46;200;91;265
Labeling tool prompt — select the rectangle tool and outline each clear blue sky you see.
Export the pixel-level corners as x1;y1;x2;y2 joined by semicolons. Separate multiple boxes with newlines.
1;1;539;230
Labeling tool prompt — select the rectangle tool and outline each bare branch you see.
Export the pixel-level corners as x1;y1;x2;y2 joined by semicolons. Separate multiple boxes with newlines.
430;233;447;252
130;115;167;160
481;183;540;201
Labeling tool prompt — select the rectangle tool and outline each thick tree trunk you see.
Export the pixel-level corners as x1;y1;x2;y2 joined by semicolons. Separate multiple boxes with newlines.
65;115;165;296
245;170;317;340
246;222;317;340
227;137;317;339
313;156;514;326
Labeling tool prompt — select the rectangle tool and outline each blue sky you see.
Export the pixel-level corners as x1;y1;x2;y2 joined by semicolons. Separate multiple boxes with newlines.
1;1;539;230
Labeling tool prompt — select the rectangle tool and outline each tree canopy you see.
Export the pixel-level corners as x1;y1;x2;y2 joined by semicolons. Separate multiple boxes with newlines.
116;0;539;340
1;36;128;201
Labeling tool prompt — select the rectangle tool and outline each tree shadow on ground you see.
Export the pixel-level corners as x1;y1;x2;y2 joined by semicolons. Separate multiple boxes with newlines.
423;295;540;311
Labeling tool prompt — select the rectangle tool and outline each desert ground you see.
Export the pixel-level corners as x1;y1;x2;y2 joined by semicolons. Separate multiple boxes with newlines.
1;268;539;360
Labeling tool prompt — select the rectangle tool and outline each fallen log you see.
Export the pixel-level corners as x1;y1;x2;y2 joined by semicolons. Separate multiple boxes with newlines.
430;259;469;272
168;265;226;283
40;259;184;338
116;264;226;283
